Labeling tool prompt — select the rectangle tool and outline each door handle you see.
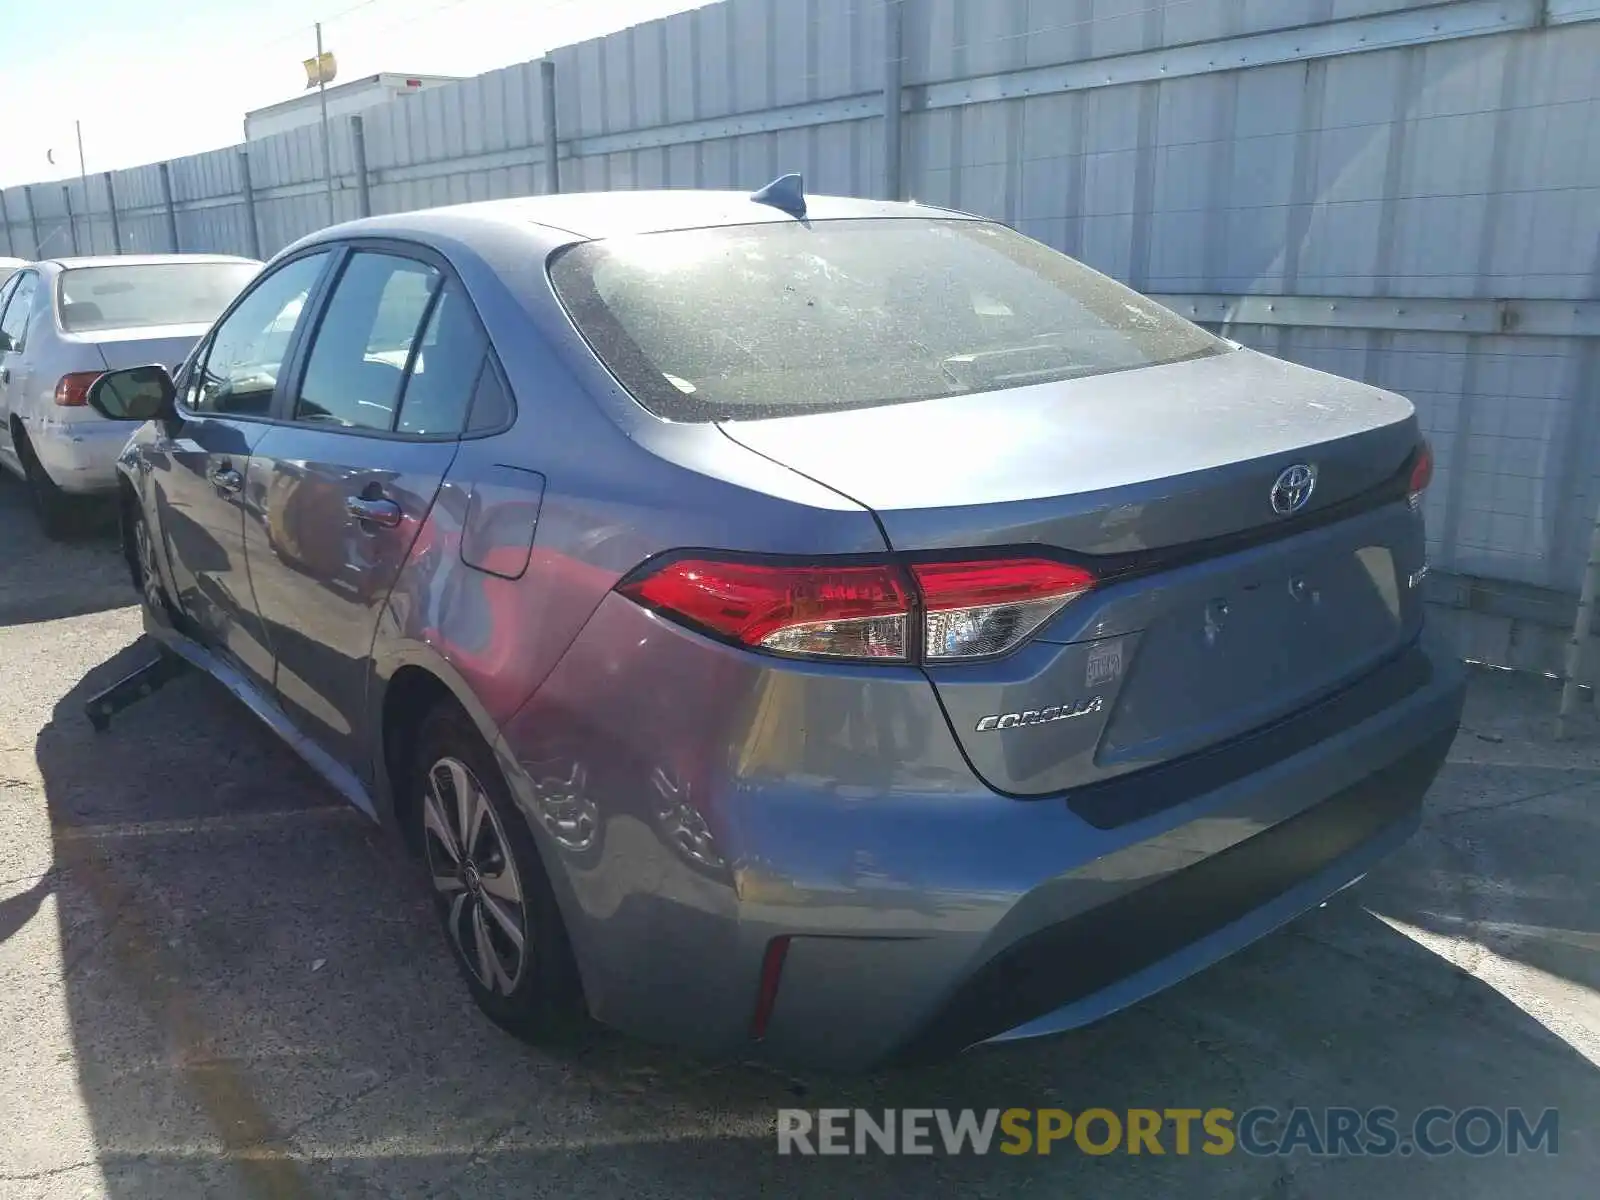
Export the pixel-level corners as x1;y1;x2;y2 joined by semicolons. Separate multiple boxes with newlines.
346;495;402;528
210;466;244;494
1;367;9;384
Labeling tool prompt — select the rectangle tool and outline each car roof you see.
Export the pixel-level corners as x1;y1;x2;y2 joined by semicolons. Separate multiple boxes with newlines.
305;188;971;245
41;253;261;270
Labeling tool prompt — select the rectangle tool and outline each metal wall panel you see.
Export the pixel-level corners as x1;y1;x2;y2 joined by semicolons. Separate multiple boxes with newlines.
1;0;1597;672
29;185;73;259
903;0;1445;87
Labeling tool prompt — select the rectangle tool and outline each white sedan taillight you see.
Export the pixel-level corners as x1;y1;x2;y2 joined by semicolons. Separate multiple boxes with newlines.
55;371;104;407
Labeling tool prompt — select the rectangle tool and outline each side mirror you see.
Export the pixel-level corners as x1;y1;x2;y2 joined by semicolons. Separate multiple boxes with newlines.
86;364;177;422
0;331;13;354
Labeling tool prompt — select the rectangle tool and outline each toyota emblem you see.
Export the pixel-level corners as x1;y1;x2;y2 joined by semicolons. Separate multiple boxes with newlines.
1270;464;1317;516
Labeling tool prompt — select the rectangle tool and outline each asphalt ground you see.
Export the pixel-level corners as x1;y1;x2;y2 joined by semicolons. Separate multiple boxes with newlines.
0;475;1595;1199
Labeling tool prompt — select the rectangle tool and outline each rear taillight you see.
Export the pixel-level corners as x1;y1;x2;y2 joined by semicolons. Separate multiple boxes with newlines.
618;559;913;660
913;558;1095;660
618;554;1095;664
54;370;103;407
1408;441;1434;509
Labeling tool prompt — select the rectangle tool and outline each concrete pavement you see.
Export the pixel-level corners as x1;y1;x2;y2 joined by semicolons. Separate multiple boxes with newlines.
0;477;1594;1199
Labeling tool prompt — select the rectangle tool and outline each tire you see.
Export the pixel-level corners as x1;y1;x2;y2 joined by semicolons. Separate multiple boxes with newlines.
17;432;76;540
411;701;589;1042
129;500;173;620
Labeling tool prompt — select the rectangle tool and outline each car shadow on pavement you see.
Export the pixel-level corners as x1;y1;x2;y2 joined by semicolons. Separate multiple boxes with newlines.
28;642;1600;1199
0;480;127;627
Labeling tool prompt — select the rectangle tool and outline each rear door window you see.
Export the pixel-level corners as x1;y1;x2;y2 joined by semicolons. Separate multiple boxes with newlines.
549;218;1222;421
294;252;439;431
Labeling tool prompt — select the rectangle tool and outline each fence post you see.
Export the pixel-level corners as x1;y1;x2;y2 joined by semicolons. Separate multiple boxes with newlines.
0;190;12;258
158;161;180;252
238;148;263;260
63;185;80;255
540;58;560;194
1557;498;1600;737
883;0;905;202
24;185;41;257
351;115;373;218
104;172;123;254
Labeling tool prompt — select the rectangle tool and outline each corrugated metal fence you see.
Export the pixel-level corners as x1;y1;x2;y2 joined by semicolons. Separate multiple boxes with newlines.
4;0;1599;676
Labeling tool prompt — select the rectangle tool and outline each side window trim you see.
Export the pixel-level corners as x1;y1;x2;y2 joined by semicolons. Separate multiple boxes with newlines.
389;273;450;432
0;270;40;352
0;274;20;327
264;246;348;424
462;351;516;438
268;244;355;424
179;333;214;409
174;246;342;423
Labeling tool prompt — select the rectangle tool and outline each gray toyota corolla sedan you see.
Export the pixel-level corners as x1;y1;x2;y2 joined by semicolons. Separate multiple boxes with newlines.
86;180;1465;1069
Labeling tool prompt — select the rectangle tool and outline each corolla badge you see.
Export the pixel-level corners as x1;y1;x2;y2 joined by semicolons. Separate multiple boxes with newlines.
975;696;1103;732
1270;463;1317;516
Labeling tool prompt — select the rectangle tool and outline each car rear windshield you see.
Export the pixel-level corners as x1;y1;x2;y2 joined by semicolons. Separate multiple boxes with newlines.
548;217;1223;422
57;262;260;333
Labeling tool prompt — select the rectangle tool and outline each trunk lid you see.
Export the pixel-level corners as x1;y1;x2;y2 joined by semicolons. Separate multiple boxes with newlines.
70;323;211;374
719;347;1429;795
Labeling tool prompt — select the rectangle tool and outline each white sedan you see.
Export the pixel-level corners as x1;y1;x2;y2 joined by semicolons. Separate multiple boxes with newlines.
0;253;260;536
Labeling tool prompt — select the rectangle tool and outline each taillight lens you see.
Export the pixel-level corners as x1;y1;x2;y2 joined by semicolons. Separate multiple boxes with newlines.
1408;441;1434;509
54;370;103;407
619;554;1096;663
913;558;1096;660
618;559;913;660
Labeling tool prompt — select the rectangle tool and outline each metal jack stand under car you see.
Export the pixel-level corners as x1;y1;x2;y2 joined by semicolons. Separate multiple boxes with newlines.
84;649;187;732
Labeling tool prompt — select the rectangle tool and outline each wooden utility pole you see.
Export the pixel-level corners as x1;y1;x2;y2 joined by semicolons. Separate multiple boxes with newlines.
315;23;335;225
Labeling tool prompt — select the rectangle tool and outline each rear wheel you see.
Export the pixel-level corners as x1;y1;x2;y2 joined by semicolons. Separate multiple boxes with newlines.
412;702;588;1042
16;432;75;540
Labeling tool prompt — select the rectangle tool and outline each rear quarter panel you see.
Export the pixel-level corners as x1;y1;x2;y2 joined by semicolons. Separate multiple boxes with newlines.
365;224;890;827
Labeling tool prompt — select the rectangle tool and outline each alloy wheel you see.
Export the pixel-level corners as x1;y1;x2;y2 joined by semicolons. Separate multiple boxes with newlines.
422;756;528;995
135;517;165;615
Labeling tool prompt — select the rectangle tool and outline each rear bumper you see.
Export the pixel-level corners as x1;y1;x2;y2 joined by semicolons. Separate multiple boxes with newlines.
898;727;1448;1063
498;594;1465;1072
28;415;130;493
763;644;1461;1071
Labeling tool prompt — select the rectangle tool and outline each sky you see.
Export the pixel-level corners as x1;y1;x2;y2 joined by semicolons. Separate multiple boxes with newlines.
1;0;704;188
